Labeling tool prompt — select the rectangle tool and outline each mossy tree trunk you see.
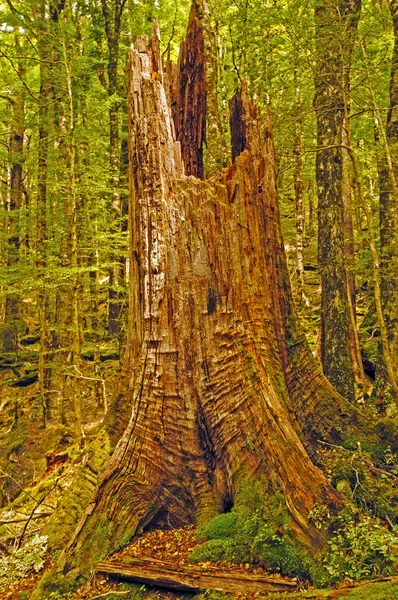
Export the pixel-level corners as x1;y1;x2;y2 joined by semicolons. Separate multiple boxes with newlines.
56;22;372;580
2;33;25;354
101;0;128;337
35;1;55;427
378;0;398;391
313;0;361;402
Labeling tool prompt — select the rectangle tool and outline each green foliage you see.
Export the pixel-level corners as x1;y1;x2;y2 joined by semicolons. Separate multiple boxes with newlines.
308;502;331;530
323;447;398;522
0;534;48;586
323;514;398;584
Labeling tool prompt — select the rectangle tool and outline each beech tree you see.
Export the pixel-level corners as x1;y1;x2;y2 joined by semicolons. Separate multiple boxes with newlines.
37;19;370;587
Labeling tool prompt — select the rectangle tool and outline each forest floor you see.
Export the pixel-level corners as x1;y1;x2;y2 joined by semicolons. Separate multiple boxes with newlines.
3;526;398;599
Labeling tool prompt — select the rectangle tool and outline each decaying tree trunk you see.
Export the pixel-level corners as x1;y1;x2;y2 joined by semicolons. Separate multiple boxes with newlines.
57;23;369;580
97;557;297;593
174;5;206;178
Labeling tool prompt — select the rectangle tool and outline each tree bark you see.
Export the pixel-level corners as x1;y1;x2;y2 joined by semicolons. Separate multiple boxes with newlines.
56;24;374;579
35;1;53;427
2;34;25;353
175;5;206;178
313;0;361;402
101;0;127;337
378;0;398;390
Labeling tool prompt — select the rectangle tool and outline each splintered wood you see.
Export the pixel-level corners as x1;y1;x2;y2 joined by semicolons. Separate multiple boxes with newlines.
96;557;297;593
64;17;359;572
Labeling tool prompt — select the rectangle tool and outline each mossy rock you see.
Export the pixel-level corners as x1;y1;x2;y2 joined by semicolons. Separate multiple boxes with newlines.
44;428;111;551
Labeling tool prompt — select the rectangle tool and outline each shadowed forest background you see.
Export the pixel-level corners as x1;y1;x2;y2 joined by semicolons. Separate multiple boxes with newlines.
2;0;398;598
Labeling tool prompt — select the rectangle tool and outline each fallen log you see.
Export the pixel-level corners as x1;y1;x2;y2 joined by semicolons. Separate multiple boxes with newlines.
96;557;297;593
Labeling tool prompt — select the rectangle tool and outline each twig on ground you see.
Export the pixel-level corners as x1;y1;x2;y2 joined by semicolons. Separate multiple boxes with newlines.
91;592;131;599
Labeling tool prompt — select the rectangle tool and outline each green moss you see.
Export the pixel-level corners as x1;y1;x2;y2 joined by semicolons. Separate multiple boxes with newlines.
233;480;264;519
254;538;312;579
114;527;135;552
189;539;227;562
30;569;81;600
197;513;237;540
97;588;144;600
190;480;311;580
339;581;398;599
7;423;28;456
44;429;111;552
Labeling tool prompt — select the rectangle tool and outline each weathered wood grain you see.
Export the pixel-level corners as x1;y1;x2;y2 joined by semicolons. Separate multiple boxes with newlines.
97;558;297;593
64;18;367;575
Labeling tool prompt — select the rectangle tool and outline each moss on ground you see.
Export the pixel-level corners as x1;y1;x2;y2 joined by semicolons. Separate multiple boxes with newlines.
262;579;398;599
189;480;314;581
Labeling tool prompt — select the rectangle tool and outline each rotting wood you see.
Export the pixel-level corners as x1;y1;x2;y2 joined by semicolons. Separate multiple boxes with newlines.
229;87;247;162
62;17;370;578
96;558;297;593
174;4;206;178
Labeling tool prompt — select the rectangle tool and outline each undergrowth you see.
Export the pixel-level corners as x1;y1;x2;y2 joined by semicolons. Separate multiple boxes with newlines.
0;534;48;586
190;465;398;587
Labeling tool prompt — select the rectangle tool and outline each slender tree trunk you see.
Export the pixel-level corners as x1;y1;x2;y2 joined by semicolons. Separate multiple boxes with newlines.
293;61;308;308
3;35;25;353
359;20;398;403
342;89;366;392
57;25;372;579
313;0;361;401
378;0;398;394
102;0;127;337
61;33;82;440
36;2;52;427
